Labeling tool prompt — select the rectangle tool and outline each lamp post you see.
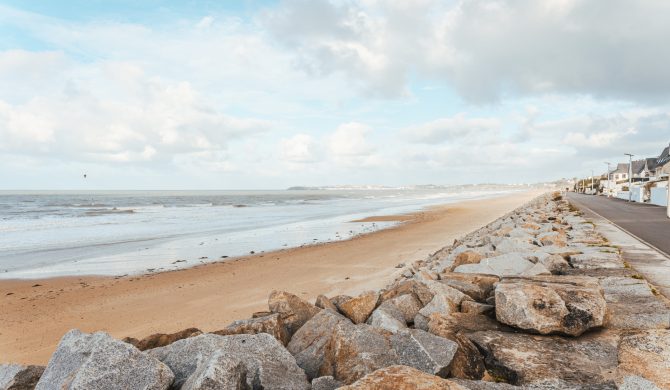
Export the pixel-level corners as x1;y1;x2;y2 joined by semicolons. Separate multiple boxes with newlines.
624;153;634;202
604;162;611;197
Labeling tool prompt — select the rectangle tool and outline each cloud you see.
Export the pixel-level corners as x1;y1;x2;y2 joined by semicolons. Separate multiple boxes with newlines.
263;0;429;97
0;64;270;165
262;0;670;103
276;122;384;172
563;128;638;149
434;0;670;103
280;134;320;163
2;2;670;188
403;114;500;144
328;122;372;156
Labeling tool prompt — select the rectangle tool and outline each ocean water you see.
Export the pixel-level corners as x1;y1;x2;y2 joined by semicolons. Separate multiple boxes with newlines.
0;188;517;279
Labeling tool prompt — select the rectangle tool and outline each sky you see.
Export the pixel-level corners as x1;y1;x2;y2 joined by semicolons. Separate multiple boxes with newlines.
1;0;669;190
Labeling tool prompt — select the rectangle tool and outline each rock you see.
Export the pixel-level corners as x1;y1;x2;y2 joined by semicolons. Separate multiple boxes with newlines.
386;294;422;324
449;251;484;271
436;246;493;272
311;376;343;390
366;302;407;332
0;364;44;390
337;365;466;389
380;280;433;306
618;375;662;390
320;322;398;384
413;269;438;281
438;332;485;380
428;313;510;334
454;253;541;277
268;290;321;335
181;351;248;390
494;276;606;336
439;273;499;302
315;294;339;312
439;279;490;303
422;280;470;306
331;295;353;308
561;267;636;278
521;262;551;276
149;333;309;389
451;379;518;389
337;290;380;324
506;227;534;239
212;313;290;345
569;252;622;269
460;301;494;315
287;310;351;380
522;222;542;231
493;238;537;254
539;254;570;274
390;329;458;377
414;294;458;330
36;329;173;390
617;330;670;389
538;232;566;247
123;327;202;351
466;330;619;386
569;233;608;246
599;276;670;329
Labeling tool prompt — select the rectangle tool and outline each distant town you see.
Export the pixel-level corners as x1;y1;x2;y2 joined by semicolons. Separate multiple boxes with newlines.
572;142;670;206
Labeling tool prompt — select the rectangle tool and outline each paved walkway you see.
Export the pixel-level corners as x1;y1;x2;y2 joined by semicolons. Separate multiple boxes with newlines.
567;193;670;255
568;193;670;299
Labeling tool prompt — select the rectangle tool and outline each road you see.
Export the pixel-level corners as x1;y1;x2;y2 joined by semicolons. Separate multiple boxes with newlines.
567;193;670;257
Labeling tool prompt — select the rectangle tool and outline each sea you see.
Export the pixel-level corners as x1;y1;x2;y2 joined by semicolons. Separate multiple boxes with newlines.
0;187;521;279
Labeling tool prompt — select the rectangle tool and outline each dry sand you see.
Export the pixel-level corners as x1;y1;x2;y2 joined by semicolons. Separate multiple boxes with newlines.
0;190;544;364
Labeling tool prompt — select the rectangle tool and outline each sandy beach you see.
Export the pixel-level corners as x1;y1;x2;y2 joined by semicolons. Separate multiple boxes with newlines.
0;190;544;365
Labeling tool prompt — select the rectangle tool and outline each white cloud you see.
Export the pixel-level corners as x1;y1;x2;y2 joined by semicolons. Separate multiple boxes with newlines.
262;0;670;103
280;134;319;163
1;2;670;188
433;0;670;102
328;122;374;160
196;16;215;29
276;122;385;172
403;114;500;144
563;128;638;148
0;66;270;165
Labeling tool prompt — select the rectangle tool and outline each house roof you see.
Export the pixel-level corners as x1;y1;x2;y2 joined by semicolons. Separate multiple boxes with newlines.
631;160;646;174
609;142;670;176
612;163;629;174
657;144;670;166
646;157;659;170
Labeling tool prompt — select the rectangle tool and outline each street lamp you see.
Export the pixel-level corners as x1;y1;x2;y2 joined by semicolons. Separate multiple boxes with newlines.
604;162;611;197
624;153;634;202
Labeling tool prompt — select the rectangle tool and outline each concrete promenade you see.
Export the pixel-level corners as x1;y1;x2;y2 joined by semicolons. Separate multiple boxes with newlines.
568;192;670;299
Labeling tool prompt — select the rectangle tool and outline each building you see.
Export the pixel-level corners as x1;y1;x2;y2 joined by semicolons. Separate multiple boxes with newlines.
611;163;630;182
653;144;670;178
610;158;658;183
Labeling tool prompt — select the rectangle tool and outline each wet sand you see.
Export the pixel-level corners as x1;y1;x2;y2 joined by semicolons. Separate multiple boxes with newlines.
0;190;544;364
